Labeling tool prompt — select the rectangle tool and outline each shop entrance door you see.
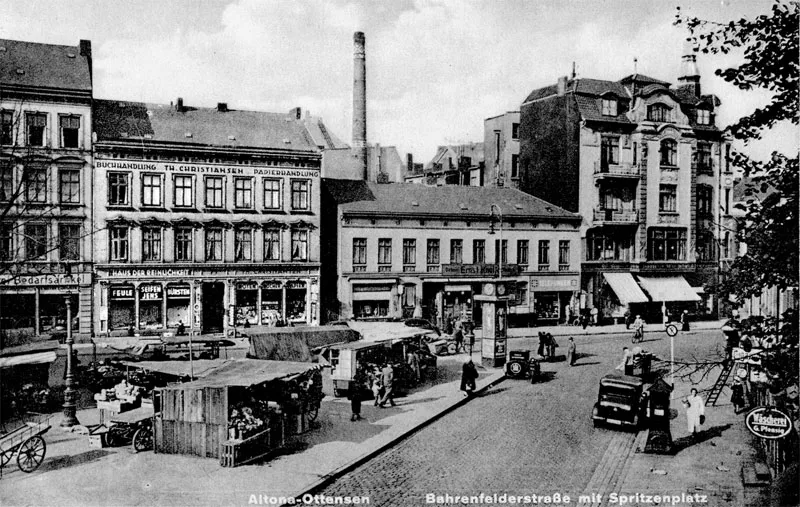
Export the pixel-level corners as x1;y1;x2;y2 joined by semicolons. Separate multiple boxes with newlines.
202;282;225;333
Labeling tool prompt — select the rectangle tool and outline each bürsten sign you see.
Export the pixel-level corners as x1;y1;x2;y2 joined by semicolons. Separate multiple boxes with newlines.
745;407;793;440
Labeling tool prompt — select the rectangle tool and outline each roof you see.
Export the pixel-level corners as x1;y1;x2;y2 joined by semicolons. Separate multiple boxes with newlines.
121;359;226;378
93;99;321;152
323;179;580;220
428;143;484;169
161;359;319;390
619;73;672;87
574;95;632;124
0;39;92;91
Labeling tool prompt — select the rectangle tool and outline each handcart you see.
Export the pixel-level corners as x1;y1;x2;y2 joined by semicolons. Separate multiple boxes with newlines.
105;405;154;452
0;412;52;476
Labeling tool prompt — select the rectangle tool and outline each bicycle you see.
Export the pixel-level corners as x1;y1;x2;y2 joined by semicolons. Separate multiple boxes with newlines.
631;327;644;343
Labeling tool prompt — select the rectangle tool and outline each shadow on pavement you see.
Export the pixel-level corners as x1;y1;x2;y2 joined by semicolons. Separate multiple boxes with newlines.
571;361;603;366
35;449;113;473
671;423;732;454
476;386;512;397
531;371;558;383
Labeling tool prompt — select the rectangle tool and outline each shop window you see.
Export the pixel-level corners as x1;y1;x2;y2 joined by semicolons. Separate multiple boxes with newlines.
697;185;713;217
263;178;281;210
59;115;80;148
235;283;259;326
0;223;13;260
601;97;617;116
534;293;560;320
558;240;570;271
59;223;81;261
494;239;507;265
517;240;528;266
586;229;632;261
205;228;223;261
139;284;163;329
174;227;193;261
403;238;416;269
109;226;129;262
25;223;47;260
173;175;194;208
290;179;310;211
141;173;163;207
0;165;13;202
286;281;307;320
378;238;392;270
1;110;13;145
537;240;549;271
647;103;671;122
235;228;253;261
647;228;686;261
26;112;47;146
25;166;47;203
204;176;224;208
352;237;366;270
108;172;130;206
291;229;308;261
473;239;485;264
601;136;619;168
142;227;162;262
234;177;253;209
166;284;191;328
659;184;677;212
109;285;135;330
264;229;281;261
261;283;283;323
59;168;80;204
427;239;440;266
660;139;677;166
450;239;463;264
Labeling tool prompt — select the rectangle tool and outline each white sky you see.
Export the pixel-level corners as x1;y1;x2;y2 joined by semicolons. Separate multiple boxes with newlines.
2;0;796;162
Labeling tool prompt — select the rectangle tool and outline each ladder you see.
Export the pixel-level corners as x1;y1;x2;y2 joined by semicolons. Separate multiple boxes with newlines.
706;361;734;406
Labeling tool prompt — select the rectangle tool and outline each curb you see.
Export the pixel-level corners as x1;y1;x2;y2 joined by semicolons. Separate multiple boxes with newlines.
285;371;507;504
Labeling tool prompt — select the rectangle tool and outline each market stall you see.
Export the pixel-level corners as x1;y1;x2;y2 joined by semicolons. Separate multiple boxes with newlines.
246;325;360;362
153;359;322;467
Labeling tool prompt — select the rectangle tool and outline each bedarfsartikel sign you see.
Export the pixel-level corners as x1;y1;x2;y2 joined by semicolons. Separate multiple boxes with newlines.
745;407;793;440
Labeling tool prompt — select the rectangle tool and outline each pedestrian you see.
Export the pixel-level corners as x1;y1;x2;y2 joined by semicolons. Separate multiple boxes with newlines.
624;309;632;329
564;304;572;325
453;324;464;354
681;310;690;332
591;306;599;326
547;333;558;360
567;337;577;366
406;347;420;384
580;312;589;330
460;359;478;397
731;379;746;414
616;346;634;375
684;388;705;438
177;320;186;336
370;369;383;406
537;332;546;358
378;363;396;407
632;314;644;342
349;366;367;421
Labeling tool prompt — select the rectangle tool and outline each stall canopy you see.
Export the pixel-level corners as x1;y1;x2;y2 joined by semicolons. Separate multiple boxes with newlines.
174;359;320;389
346;321;437;343
636;276;701;302
603;273;649;304
119;359;226;378
247;325;360;361
0;342;59;369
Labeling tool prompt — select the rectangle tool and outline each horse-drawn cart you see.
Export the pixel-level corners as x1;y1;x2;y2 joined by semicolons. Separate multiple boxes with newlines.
0;413;52;476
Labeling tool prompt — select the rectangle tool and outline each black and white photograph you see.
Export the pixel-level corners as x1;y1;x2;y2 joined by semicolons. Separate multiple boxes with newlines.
0;1;797;506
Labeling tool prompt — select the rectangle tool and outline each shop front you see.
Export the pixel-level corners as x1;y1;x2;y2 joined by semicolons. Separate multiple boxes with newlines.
166;284;191;327
530;274;580;325
351;283;394;319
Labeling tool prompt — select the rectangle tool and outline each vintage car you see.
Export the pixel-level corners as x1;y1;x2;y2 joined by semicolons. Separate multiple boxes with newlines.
591;373;648;429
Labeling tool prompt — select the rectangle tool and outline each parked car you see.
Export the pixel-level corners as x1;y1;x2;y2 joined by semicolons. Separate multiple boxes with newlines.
591;373;648;429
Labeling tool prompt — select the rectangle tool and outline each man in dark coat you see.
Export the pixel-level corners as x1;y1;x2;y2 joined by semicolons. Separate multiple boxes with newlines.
460;360;478;397
537;332;546;358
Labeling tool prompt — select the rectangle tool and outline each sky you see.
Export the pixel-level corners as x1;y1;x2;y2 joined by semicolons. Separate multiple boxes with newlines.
1;0;796;163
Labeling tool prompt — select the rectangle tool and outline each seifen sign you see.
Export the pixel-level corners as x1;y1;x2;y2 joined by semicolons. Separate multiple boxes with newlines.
745;407;793;440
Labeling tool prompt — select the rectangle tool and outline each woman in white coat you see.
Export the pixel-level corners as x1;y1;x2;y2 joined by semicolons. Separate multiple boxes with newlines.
684;388;705;437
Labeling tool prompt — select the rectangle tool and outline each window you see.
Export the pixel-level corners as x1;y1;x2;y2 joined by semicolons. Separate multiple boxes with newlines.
1;111;13;145
515;282;528;305
494;239;507;264
173;175;194;207
697;143;712;174
601;136;619;167
174;227;193;261
494;131;501;163
696;109;710;125
511;154;519;179
647;103;671;122
660;139;677;166
108;173;129;206
205;176;224;208
450;239;463;264
109;226;129;261
0;166;13;202
235;228;253;261
142;227;162;261
263;179;281;209
601;97;617;116
659;184;677;212
427;239;440;265
0;223;12;260
586;229;632;261
352;238;367;267
25;224;47;260
291;180;309;210
722;231;731;258
696;231;715;261
59;115;80;148
403;239;416;265
632;142;638;165
648;228;686;261
517;240;529;265
537;240;550;271
141;173;162;207
697;185;713;217
378;239;392;266
511;123;520;140
59;168;80;204
473;239;485;264
724;188;731;214
264;229;281;261
724;145;731;173
205;228;223;261
25;166;47;203
26;113;47;146
234;177;253;209
558;240;570;271
59;224;80;261
291;229;308;261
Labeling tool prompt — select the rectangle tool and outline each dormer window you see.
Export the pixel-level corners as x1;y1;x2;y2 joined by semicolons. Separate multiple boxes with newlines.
647;103;671;122
696;109;710;125
601;97;617;116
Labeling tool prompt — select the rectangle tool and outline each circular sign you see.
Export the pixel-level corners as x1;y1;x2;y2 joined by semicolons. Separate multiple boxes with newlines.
482;283;495;296
745;407;793;440
497;284;507;296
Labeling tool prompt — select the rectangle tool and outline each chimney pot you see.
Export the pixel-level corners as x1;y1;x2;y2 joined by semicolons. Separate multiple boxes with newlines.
176;97;184;112
79;39;91;57
217;102;228;112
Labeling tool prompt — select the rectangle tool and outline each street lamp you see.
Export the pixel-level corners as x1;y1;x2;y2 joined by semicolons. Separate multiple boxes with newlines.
60;293;80;427
488;204;503;279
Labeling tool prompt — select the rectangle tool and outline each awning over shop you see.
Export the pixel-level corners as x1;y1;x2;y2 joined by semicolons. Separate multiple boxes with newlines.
603;273;649;304
636;276;701;302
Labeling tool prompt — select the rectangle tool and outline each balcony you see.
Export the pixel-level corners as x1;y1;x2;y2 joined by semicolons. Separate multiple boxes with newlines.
593;161;640;180
592;208;639;224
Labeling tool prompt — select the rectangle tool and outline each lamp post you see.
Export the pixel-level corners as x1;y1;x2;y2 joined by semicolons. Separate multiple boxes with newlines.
60;294;80;427
489;204;503;279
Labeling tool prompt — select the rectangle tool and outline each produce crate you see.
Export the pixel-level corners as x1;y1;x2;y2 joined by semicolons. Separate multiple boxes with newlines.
220;427;272;468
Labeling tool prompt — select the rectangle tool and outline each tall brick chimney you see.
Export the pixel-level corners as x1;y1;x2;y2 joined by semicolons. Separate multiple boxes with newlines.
352;32;368;180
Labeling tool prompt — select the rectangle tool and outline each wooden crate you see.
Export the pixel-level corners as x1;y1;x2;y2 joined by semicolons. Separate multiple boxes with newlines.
220;427;272;468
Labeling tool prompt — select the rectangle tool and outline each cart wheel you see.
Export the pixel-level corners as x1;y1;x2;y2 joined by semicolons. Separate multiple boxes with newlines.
307;406;319;423
132;428;153;453
446;343;457;355
105;427;121;447
17;436;46;473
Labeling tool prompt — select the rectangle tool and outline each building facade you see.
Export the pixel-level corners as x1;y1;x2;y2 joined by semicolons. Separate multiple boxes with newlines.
92;99;323;336
405;143;484;186
519;49;732;322
0;38;94;340
483;111;520;188
321;181;581;327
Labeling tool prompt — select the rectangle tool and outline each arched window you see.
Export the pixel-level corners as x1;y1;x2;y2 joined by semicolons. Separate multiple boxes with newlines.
660;139;677;166
647;103;671;122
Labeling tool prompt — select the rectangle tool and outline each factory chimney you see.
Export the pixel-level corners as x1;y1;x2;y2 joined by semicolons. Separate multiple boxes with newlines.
352;32;368;179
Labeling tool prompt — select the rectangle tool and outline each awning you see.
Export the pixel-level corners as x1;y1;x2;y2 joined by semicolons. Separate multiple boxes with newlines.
636;276;701;302
0;351;58;368
603;273;649;304
352;291;391;301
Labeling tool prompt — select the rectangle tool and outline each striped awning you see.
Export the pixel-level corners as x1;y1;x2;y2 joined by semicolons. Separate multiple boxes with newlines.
636;276;701;302
603;273;649;304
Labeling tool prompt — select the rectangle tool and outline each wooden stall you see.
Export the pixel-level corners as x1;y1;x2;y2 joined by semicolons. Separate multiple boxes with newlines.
153;359;322;466
246;325;360;362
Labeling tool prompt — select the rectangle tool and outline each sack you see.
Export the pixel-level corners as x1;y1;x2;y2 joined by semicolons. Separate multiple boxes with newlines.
699;415;705;425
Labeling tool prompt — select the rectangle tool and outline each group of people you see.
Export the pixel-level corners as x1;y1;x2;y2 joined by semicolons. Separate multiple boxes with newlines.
348;362;399;421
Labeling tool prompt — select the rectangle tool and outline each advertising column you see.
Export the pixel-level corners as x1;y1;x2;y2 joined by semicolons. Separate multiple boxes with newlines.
475;282;508;368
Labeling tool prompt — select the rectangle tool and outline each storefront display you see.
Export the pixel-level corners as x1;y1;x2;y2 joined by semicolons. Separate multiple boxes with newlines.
138;284;163;329
286;281;307;321
166;284;191;328
534;292;560;320
260;282;283;326
235;282;259;326
109;285;135;330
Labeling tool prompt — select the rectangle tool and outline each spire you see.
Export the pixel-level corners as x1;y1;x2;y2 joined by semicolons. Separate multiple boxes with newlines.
678;39;701;97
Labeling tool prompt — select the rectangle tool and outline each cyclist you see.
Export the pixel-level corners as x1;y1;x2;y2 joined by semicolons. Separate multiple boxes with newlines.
632;315;645;343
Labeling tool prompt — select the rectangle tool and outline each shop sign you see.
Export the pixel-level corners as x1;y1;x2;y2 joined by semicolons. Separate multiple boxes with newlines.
139;284;163;301
442;264;521;277
262;281;283;290
745;407;793;440
1;273;91;286
236;282;259;291
166;286;191;298
286;281;306;289
353;284;392;293
531;277;579;289
104;266;318;279
110;286;135;300
96;159;319;178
